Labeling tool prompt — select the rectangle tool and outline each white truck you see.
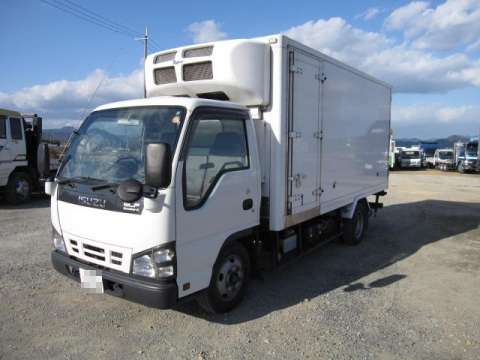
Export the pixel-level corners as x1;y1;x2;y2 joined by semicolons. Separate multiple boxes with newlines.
0;109;59;204
396;146;423;169
432;148;454;171
43;35;391;313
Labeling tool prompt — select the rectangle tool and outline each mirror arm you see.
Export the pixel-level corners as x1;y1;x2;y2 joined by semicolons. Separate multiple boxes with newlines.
142;185;158;199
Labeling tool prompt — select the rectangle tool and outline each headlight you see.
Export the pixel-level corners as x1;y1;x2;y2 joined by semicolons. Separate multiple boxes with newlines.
157;265;174;277
153;249;175;263
132;255;156;278
52;226;66;253
132;243;176;279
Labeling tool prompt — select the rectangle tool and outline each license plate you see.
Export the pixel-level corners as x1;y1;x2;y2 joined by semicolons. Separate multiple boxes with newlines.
79;268;104;294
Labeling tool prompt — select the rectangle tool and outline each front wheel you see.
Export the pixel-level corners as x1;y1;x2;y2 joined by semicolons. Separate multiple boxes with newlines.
342;201;369;245
5;172;32;205
197;241;250;313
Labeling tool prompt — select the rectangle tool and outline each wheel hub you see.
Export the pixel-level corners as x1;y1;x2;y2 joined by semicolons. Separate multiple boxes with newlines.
216;255;244;301
15;179;30;199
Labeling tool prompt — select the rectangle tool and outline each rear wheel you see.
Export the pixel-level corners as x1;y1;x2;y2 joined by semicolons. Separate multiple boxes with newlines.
197;241;250;314
342;201;369;245
6;172;32;205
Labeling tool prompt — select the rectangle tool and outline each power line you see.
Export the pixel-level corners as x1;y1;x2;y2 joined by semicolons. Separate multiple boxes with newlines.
61;0;139;37
40;0;162;50
40;0;139;38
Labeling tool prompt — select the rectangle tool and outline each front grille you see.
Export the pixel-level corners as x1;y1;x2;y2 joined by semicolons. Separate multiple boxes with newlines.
154;67;177;84
67;237;131;273
154;51;176;63
183;46;213;58
183;61;213;81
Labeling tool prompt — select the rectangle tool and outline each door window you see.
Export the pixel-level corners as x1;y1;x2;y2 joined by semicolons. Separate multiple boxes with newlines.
0;116;6;139
183;115;249;209
9;118;23;140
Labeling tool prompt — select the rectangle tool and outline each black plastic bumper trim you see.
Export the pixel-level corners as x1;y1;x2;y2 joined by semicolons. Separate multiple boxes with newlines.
51;250;178;309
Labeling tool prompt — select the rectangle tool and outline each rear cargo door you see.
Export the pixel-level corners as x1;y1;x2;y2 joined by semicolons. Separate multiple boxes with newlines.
287;50;322;215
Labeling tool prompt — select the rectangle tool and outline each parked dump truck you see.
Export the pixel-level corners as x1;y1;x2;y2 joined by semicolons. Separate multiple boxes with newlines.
454;139;478;173
44;35;391;313
0;109;59;204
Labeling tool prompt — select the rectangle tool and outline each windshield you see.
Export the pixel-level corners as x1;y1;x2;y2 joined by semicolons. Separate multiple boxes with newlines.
402;151;420;159
438;151;453;160
59;106;186;183
466;143;478;157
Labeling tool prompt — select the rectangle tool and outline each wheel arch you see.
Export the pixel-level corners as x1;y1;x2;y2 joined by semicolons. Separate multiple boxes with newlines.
341;197;369;219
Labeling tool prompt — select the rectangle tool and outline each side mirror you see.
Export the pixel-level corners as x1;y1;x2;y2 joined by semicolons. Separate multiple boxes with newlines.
145;143;171;189
37;143;50;179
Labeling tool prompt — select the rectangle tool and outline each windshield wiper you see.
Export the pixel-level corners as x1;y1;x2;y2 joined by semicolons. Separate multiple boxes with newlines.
57;176;101;186
91;182;118;191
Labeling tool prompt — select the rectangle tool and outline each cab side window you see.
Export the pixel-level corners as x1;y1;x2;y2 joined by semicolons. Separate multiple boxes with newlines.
0;116;6;139
183;115;249;209
9;118;23;140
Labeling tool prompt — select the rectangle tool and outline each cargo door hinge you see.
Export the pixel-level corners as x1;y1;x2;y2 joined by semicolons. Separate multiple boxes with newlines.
289;131;302;139
290;65;303;74
320;72;327;83
313;131;323;140
312;187;324;197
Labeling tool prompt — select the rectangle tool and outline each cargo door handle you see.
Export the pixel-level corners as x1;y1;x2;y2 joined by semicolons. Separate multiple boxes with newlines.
242;198;253;210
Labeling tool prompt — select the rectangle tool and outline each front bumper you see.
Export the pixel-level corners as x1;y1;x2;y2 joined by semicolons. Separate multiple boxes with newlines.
462;161;478;171
51;251;178;309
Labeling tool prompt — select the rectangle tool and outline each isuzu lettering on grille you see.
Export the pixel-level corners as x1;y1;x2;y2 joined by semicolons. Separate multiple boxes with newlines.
77;195;106;209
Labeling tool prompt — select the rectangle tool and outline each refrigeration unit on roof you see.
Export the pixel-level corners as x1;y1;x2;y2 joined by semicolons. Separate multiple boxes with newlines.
145;39;271;106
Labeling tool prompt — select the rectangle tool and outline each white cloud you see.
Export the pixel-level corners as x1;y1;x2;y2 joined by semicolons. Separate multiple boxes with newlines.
284;15;480;93
385;0;480;51
187;20;227;44
393;103;480;125
356;7;382;21
0;69;143;128
392;103;480;137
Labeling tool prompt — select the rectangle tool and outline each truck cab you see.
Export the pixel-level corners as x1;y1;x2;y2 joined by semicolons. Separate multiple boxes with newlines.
0;109;41;204
454;140;478;173
433;149;454;171
50;97;260;310
397;147;423;169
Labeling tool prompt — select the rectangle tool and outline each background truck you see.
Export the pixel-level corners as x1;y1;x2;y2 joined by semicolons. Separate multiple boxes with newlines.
454;139;478;173
420;141;439;168
389;134;396;169
45;35;391;313
432;148;454;171
396;146;423;169
0;109;60;204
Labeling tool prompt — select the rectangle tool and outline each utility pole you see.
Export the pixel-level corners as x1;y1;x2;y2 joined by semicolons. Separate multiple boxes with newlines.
135;26;148;98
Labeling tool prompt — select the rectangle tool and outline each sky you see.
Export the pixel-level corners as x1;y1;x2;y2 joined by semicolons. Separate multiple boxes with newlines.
0;0;479;138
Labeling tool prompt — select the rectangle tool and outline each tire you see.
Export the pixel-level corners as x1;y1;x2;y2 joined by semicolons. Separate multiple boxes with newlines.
5;172;32;205
342;201;369;246
197;241;250;314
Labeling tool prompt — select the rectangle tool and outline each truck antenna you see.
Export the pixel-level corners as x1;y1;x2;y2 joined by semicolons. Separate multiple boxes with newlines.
135;26;149;98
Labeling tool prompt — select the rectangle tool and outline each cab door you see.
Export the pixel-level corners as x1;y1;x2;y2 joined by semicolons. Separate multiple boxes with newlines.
0;116;13;186
174;108;261;297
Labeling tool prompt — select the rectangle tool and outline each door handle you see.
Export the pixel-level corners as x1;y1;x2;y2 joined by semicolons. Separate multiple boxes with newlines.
242;198;253;210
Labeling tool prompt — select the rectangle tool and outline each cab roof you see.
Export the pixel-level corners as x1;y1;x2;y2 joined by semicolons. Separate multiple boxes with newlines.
93;96;248;113
0;108;21;118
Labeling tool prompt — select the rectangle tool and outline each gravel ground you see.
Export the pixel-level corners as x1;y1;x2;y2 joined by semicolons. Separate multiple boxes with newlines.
1;170;479;360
